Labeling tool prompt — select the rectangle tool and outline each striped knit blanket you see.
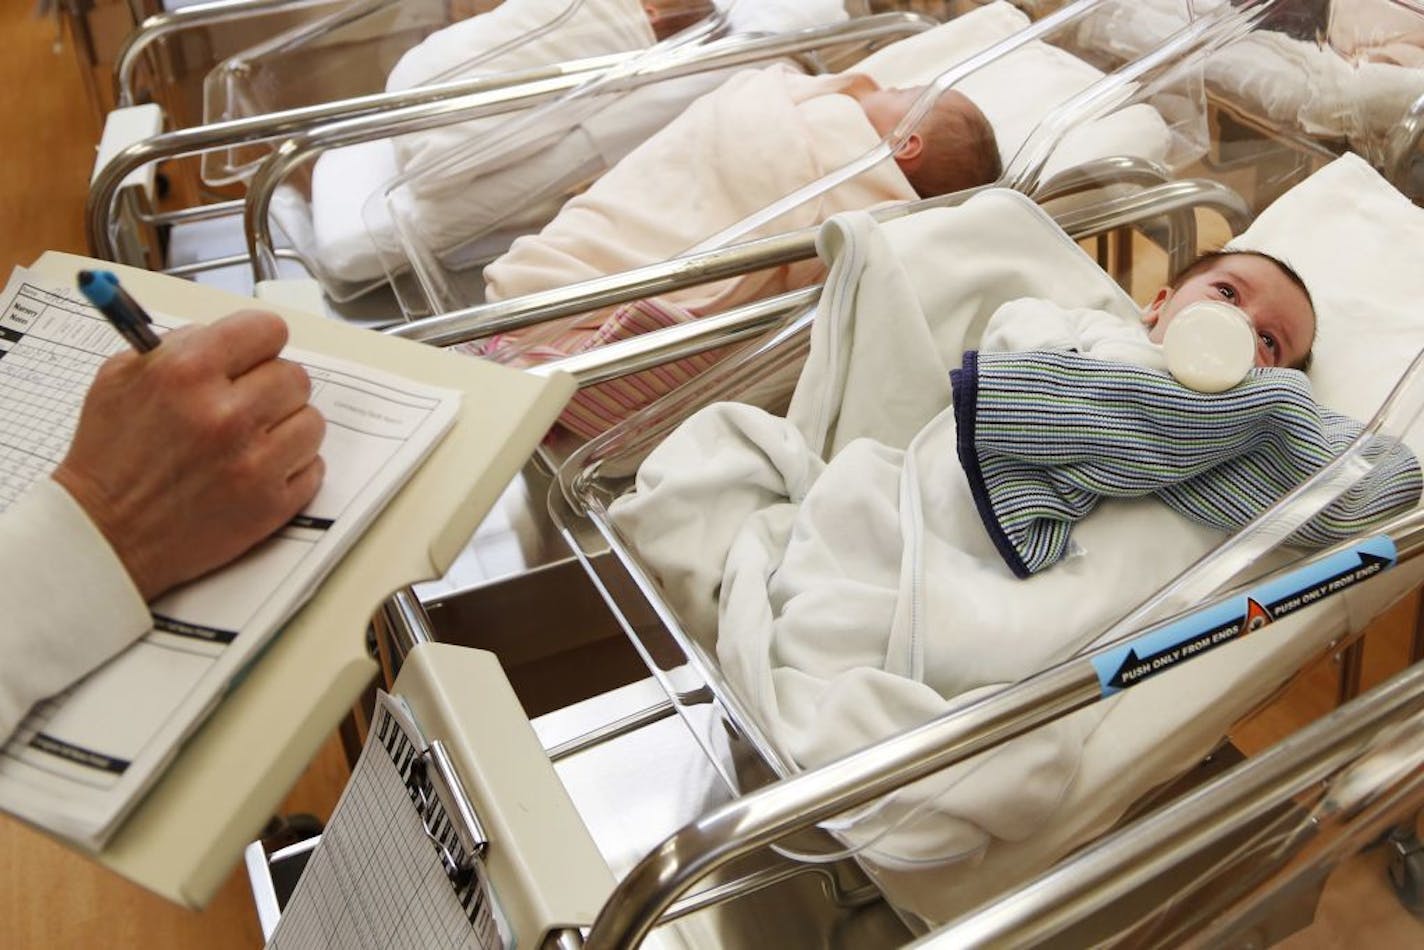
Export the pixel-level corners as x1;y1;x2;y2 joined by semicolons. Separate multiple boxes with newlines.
951;349;1424;578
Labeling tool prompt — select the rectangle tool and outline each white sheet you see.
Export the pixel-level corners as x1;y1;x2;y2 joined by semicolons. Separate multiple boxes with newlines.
1228;152;1424;442
608;157;1424;921
308;139;403;285
385;0;656;174
385;0;654;93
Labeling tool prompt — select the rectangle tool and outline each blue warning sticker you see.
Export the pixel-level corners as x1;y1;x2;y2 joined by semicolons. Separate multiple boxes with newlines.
1092;535;1397;696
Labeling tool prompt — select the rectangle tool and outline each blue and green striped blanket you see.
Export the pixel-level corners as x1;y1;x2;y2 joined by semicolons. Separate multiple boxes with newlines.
951;349;1423;577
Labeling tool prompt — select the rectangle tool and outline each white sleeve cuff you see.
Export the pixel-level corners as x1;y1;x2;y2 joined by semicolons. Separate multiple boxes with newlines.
0;479;150;740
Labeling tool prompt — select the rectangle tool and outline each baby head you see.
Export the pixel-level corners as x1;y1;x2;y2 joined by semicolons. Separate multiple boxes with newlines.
1143;250;1316;371
643;0;716;40
858;86;1002;198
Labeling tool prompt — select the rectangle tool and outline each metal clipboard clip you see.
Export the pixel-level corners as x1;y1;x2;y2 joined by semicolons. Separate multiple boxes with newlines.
410;738;489;888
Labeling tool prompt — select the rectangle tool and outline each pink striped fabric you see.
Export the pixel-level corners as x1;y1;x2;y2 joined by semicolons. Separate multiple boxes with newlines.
561;298;733;440
464;298;734;440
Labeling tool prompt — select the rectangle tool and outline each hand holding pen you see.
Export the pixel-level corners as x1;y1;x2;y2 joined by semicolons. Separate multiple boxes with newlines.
54;281;326;600
77;270;163;353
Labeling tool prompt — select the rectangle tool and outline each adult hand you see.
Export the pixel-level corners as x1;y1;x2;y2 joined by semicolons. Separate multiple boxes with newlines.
52;310;326;601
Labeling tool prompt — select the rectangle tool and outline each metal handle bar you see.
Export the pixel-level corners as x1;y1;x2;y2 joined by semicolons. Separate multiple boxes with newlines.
377;587;436;667
91;53;634;260
926;651;1424;946
530;287;821;388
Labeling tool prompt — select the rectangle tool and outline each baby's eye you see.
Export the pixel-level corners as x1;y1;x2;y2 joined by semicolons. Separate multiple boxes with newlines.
1259;332;1279;356
1215;283;1238;302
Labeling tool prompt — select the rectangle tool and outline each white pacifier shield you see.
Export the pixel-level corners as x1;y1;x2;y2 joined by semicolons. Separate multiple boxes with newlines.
1162;300;1255;393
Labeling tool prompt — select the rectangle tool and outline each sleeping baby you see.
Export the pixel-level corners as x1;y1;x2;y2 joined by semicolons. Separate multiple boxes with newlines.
476;64;1001;363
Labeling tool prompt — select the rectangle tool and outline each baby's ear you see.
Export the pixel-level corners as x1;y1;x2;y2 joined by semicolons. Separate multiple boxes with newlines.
894;132;924;166
1142;287;1171;327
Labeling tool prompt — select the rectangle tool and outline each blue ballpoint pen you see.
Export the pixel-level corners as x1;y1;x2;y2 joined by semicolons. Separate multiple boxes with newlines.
77;270;163;353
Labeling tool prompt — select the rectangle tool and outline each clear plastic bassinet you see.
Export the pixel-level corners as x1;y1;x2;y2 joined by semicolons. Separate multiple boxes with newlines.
200;0;465;186
542;190;1424;937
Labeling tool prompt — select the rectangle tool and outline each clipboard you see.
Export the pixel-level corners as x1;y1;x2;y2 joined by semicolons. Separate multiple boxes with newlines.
27;252;576;907
268;644;616;947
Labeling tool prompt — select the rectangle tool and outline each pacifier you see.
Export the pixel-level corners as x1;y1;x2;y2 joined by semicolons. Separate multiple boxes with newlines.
1162;300;1255;393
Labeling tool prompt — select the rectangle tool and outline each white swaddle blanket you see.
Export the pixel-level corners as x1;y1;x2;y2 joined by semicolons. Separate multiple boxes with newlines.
305;0;657;285
608;188;1382;921
482;65;919;326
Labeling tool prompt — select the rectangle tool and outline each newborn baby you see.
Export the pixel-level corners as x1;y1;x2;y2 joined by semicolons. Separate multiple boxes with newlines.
479;66;1000;361
855;82;1003;202
986;249;1317;373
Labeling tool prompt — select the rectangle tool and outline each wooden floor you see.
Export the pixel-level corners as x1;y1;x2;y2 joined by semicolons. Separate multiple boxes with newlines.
2;1;1424;946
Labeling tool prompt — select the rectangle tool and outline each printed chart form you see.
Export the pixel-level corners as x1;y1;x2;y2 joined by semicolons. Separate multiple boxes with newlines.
269;694;512;950
0;281;128;508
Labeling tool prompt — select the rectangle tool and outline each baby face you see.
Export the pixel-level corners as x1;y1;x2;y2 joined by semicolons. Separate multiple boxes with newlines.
1145;255;1315;370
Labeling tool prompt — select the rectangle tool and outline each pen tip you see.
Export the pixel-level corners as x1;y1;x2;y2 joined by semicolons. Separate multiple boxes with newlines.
78;270;94;286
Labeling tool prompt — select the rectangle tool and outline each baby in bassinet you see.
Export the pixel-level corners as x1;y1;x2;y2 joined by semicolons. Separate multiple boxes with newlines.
604;184;1422;923
996;249;1317;374
476;66;1000;365
965;249;1342;578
